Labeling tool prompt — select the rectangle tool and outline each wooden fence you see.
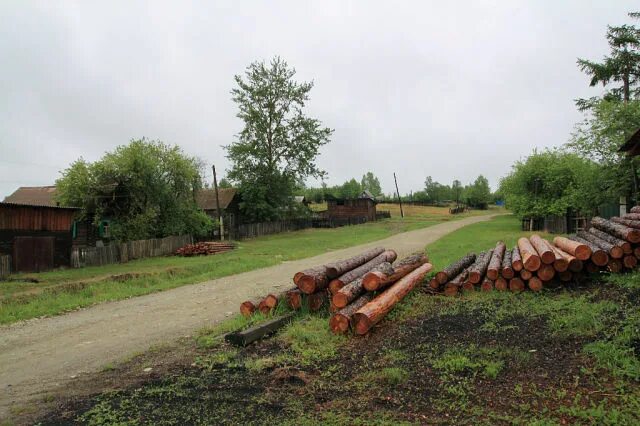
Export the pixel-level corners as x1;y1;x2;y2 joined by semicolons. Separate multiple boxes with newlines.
0;255;10;280
234;219;313;240
71;235;193;268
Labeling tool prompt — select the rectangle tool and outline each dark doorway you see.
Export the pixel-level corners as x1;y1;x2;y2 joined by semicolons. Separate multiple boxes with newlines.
13;236;55;272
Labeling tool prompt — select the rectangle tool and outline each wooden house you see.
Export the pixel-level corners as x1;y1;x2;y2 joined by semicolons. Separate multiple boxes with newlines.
326;193;377;223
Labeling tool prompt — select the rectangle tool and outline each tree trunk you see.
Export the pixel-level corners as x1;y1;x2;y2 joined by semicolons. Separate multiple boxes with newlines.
536;264;555;281
612;216;640;229
363;253;429;291
435;253;477;285
308;291;328;311
577;230;623;259
553;236;591;261
528;276;543;292
296;266;329;294
548;245;569;272
588;227;632;254
324;247;386;278
352;263;432;335
469;250;494;284
623;255;638;269
328;250;397;292
329;293;374;334
569;236;609;266
501;249;514;279
518;237;541;271
482;278;495;292
511;247;524;271
509;277;525;292
591;216;640;243
520;269;533;281
333;277;365;308
486;241;506;280
529;235;555;265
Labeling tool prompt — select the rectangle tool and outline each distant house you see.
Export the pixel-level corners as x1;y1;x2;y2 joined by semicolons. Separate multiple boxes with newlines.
293;195;310;206
0;202;78;272
325;192;377;223
196;188;241;226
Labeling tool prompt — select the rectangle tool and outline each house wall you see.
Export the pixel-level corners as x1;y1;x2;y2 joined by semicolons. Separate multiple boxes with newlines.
327;199;376;221
0;230;73;268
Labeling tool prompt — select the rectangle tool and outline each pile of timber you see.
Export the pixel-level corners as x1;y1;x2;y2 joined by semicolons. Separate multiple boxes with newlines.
175;241;236;256
430;214;640;294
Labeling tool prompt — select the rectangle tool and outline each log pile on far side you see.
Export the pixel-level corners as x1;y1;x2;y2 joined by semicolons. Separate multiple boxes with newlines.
175;241;236;256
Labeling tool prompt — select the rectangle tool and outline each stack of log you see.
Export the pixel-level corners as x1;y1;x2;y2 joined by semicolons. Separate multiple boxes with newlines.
430;214;640;294
175;241;236;256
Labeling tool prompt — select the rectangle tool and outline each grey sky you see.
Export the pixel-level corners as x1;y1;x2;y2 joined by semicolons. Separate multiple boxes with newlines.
0;1;636;198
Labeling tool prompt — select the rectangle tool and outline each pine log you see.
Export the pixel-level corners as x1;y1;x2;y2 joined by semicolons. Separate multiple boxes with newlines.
608;259;623;273
286;288;303;310
444;267;469;296
352;263;433;335
435;253;477;285
226;313;295;346
331;261;392;294
559;270;573;282
258;294;278;314
328;250;398;293
635;247;640;259
240;298;262;317
501;249;514;279
569;236;609;266
529;235;555;265
462;280;475;292
578;230;623;259
553;236;591;261
296;266;330;294
591;216;640;243
363;253;429;291
612;216;640;229
511;247;524;271
486;241;506;280
623;255;638;269
482;278;496;292
495;276;508;291
324;247;386;278
629;206;640;214
329;293;374;334
329;300;339;314
585;261;601;274
528;277;543;292
428;278;440;290
509;277;525;293
552;245;582;272
590;227;632;254
623;212;640;221
520;269;533;281
308;291;328;311
536;264;555;281
293;272;304;285
548;245;569;272
518;238;541;271
469;250;494;284
333;277;365;308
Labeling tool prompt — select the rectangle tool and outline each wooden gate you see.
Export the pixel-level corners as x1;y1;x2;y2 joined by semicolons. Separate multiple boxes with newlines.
13;236;55;272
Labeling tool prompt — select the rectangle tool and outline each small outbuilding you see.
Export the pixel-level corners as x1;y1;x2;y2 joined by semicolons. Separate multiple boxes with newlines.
326;192;377;223
619;128;640;156
196;188;241;225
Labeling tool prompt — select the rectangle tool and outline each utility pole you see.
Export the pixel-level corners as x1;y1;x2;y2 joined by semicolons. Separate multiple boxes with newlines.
394;172;404;218
212;165;224;241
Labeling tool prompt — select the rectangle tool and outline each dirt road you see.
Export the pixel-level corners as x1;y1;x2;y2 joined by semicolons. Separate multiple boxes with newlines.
0;213;498;420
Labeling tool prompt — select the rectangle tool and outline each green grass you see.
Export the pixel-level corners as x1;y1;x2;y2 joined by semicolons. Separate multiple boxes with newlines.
0;206;496;325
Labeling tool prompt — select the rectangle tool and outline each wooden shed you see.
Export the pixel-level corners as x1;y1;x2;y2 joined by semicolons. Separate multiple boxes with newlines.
0;202;78;272
326;193;377;223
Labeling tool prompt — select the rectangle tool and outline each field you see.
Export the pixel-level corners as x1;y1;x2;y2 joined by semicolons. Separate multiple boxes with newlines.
36;215;640;425
0;205;495;325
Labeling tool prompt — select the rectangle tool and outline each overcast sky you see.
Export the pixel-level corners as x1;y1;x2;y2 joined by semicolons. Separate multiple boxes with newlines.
0;1;636;198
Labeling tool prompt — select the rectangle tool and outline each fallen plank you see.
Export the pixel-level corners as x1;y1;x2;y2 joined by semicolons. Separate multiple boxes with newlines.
225;313;295;347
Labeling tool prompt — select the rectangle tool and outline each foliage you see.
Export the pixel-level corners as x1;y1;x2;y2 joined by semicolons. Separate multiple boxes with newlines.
499;150;608;218
452;179;462;205
226;57;333;221
424;176;453;204
360;171;382;197
217;178;232;189
463;175;491;208
56;139;213;240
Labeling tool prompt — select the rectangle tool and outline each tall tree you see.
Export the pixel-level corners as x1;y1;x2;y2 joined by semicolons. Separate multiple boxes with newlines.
452;179;462;206
226;57;333;221
465;175;491;208
360;172;382;197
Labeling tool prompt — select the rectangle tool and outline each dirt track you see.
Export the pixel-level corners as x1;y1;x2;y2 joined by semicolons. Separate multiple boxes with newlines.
0;214;499;420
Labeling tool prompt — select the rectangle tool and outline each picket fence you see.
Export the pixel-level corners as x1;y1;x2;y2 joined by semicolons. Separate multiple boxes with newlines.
0;255;10;280
71;235;193;268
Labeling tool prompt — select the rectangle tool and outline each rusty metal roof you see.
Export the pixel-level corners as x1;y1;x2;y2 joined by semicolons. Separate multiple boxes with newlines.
3;186;60;207
195;188;238;211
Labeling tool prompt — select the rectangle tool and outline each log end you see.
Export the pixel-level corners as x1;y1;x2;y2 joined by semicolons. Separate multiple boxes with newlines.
628;230;640;244
495;278;508;291
553;259;569;273
468;271;482;284
429;278;440;290
240;301;256;317
481;279;495;292
443;283;458;297
462;282;475;292
509;278;525;293
298;276;317;294
329;314;349;334
352;313;372;335
592;251;609;267
328;280;345;295
611;247;624;259
332;293;349;309
501;267;514;280
435;271;448;285
568;259;583;273
540;252;556;265
362;272;384;292
528;277;543;292
574;245;592;261
512;260;524;272
524;256;541;272
486;270;498;281
624;255;638;269
293;272;304;285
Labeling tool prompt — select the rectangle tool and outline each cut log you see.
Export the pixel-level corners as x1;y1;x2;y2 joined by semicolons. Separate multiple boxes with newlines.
623;212;640;221
623;254;638;269
258;294;278;314
528;277;543;292
486;241;506;280
635;247;640;259
435;253;477;285
552;246;582;272
495;276;508;291
469;250;494;284
329;293;374;334
548;245;569;272
286;288;303;310
569;236;609;266
588;227;632;254
511;247;524;271
324;247;386;278
482;278;495;292
509;277;525;293
328;250;398;293
577;230;623;259
529;235;555;265
329;300;339;314
296;266;330;294
352;263;433;335
559;270;572;282
608;259;623;273
518;238;541;271
501;249;514;279
612;216;640;229
226;313;295;346
553;236;591;261
443;267;469;296
591;216;640;243
362;253;429;291
333;277;365;309
240;298;261;317
520;269;533;281
536;264;555;281
585;261;601;274
428;278;440;290
462;280;475;292
629;206;640;214
308;291;328;311
293;272;304;285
